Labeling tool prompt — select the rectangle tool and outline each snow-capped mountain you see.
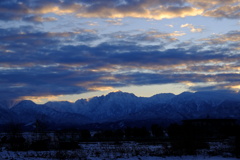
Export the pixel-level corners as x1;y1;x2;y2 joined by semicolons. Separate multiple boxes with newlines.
73;91;145;122
45;101;75;113
169;91;240;119
0;99;19;109
0;90;240;130
10;100;91;128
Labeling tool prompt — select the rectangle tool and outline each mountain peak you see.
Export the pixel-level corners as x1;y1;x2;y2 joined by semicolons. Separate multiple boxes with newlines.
11;100;37;110
106;91;136;97
1;90;240;129
149;93;175;103
150;93;175;98
18;100;36;106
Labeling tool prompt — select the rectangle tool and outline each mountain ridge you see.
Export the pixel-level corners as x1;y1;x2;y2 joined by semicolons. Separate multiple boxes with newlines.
1;90;240;130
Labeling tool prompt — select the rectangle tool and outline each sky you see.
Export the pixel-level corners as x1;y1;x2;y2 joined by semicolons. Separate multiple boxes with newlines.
0;0;240;104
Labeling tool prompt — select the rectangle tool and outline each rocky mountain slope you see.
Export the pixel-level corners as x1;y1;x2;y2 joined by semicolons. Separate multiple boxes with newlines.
0;90;240;130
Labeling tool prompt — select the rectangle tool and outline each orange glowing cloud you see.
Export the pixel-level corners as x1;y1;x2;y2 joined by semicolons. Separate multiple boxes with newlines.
181;23;203;33
1;0;239;24
30;4;83;15
22;95;63;104
231;85;240;90
76;6;203;20
88;86;114;91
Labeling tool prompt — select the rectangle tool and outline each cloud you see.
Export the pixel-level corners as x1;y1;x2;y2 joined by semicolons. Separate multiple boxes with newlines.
0;0;201;22
23;16;57;23
28;2;83;15
0;0;239;23
203;4;240;19
86;21;98;26
188;0;240;19
0;0;28;21
0;25;239;100
105;19;123;25
200;30;240;51
181;23;203;33
105;30;186;44
146;30;186;40
76;4;203;20
166;24;174;28
0;26;99;62
201;30;240;44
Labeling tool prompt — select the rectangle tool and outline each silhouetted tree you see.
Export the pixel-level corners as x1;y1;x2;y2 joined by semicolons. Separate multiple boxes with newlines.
125;127;150;140
125;127;133;139
5;123;26;151
81;130;91;141
31;119;50;151
114;129;124;140
168;123;209;155
151;124;164;138
234;126;240;158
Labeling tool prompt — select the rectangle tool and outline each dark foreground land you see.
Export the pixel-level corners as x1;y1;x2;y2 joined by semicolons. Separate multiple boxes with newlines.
0;119;240;159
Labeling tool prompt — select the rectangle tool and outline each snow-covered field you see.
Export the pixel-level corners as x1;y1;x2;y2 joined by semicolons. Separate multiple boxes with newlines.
0;150;239;160
0;141;239;160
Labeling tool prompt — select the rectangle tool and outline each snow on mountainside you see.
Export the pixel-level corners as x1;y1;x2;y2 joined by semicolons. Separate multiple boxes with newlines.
45;101;75;113
73;91;145;122
1;91;240;128
169;91;240;119
171;91;240;107
0;99;19;109
0;100;19;124
148;93;175;104
10;100;91;128
0;107;15;124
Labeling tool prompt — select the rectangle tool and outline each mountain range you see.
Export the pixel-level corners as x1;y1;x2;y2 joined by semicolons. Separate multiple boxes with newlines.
0;90;240;130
